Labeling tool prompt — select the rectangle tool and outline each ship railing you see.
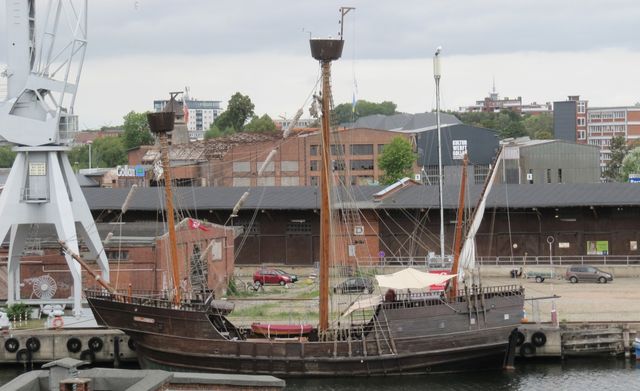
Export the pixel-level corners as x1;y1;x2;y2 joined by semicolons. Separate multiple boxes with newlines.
382;285;522;310
85;288;209;312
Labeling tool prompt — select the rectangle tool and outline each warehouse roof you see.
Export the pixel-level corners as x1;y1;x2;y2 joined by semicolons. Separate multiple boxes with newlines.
82;183;640;212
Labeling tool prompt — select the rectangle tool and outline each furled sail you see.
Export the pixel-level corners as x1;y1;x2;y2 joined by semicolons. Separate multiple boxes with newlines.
458;148;504;280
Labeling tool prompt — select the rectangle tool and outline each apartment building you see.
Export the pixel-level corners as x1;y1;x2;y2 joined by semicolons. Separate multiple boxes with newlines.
552;96;640;171
586;106;640;170
153;98;223;141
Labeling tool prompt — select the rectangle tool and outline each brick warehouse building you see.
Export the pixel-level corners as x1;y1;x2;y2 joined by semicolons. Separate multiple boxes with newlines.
127;127;416;188
124;113;480;189
2;183;640;301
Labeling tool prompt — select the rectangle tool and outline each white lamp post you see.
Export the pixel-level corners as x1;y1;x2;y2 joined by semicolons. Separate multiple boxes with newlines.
434;46;445;261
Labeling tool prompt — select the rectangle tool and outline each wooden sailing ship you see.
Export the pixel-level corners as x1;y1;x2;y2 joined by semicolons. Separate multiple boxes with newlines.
79;16;524;377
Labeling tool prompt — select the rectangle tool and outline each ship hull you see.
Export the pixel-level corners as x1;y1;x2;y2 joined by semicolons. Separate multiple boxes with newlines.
133;327;512;376
86;286;524;377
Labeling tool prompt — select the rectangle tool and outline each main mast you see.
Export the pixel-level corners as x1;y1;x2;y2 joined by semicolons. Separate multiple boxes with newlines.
310;8;350;333
147;103;182;305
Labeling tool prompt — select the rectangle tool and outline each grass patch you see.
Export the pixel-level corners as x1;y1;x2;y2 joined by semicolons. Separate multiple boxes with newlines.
230;303;280;317
295;289;319;299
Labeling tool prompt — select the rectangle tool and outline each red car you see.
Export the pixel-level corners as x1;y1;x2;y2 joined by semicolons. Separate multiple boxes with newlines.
253;269;293;287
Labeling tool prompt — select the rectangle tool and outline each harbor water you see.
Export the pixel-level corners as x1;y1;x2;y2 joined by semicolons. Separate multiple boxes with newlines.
286;358;639;390
0;358;638;390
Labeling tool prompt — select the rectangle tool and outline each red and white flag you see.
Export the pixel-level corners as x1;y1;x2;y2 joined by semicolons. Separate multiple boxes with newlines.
188;218;209;231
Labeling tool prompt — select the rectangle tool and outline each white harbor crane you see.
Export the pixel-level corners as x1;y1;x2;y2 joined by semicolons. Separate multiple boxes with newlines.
0;0;109;316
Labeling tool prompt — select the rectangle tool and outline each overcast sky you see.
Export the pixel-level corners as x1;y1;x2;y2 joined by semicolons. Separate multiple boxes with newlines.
2;0;640;128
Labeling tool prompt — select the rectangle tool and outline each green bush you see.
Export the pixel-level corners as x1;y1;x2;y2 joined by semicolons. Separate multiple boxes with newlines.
227;278;239;295
6;302;30;320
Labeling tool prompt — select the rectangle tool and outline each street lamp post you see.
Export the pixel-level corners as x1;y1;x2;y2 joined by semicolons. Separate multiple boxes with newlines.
88;140;93;169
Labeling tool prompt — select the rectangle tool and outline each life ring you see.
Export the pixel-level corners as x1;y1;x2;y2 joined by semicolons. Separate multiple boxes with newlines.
52;316;64;329
25;337;40;353
88;336;104;353
531;331;547;347
515;331;526;347
80;349;95;364
67;337;82;353
4;338;19;353
127;338;136;351
520;342;536;357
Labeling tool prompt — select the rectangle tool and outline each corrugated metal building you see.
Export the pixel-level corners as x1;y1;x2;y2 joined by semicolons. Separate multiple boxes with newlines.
501;138;600;184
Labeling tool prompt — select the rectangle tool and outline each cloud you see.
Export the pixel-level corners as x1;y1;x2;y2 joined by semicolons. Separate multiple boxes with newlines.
82;0;640;59
75;48;640;128
1;1;640;128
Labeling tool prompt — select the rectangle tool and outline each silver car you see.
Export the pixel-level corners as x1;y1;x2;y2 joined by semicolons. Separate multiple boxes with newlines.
565;265;613;284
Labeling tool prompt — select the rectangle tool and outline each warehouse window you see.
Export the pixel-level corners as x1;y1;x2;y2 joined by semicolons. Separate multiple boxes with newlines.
106;250;129;261
350;144;373;155
558;169;563;184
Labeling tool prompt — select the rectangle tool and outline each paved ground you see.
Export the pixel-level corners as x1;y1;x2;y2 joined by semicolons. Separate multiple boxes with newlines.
484;276;640;323
231;268;640;324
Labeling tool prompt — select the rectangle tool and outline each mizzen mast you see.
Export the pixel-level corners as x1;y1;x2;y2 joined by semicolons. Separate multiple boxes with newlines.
147;98;182;305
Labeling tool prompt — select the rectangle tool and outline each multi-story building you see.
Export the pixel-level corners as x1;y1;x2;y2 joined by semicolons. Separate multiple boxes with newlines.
553;95;588;143
459;86;552;115
554;95;640;172
153;98;223;141
586;106;640;171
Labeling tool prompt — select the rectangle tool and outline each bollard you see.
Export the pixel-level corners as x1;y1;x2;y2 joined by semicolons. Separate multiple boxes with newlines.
551;300;558;327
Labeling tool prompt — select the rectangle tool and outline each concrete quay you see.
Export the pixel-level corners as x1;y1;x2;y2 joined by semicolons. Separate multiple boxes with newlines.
481;275;640;359
0;328;136;366
1;358;285;391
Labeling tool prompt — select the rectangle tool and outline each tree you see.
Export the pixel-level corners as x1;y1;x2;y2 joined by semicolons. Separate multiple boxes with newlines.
454;110;527;139
621;147;640;182
603;135;628;182
522;113;553;139
533;130;553;140
122;111;154;150
0;145;17;168
378;136;416;185
244;114;277;133
333;100;397;124
214;92;255;132
68;136;127;169
92;136;127;167
204;124;234;139
68;144;89;168
332;100;397;124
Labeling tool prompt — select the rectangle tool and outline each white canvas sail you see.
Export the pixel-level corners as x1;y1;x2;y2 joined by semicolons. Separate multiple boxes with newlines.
458;148;504;279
